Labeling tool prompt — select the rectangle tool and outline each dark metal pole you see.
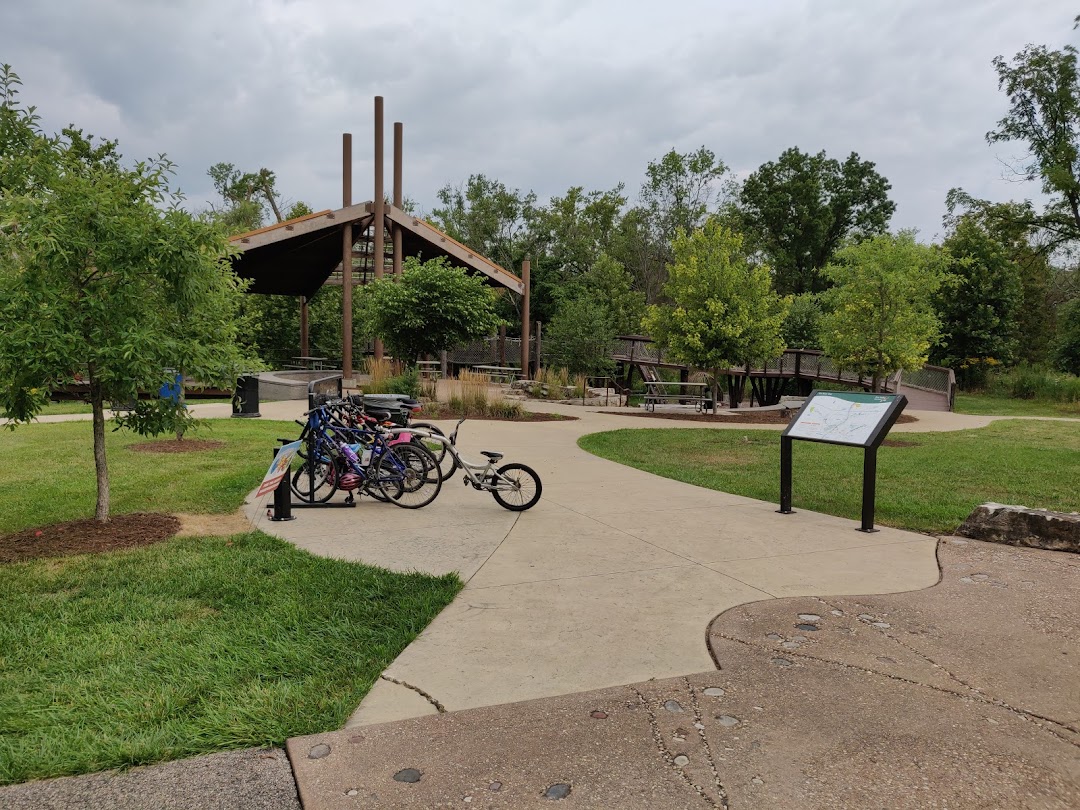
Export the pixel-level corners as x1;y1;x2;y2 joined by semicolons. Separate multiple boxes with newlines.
859;447;880;532
392;121;403;276
341;133;353;381
778;436;794;514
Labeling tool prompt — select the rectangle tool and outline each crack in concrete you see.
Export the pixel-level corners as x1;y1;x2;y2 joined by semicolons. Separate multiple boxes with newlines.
630;686;728;809
712;632;1080;749
379;675;446;714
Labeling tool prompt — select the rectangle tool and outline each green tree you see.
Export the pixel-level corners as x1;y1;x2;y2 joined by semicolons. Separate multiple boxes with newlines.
736;147;896;295
932;217;1023;388
355;256;503;362
781;293;824;350
0;68;253;521
207;162;289;233
951;29;1080;255
527;184;627;325
615;147;728;303
544;253;645;376
819;232;950;392
642;221;789;405
429;174;539;275
944;194;1059;363
1053;297;1080;375
545;297;618;376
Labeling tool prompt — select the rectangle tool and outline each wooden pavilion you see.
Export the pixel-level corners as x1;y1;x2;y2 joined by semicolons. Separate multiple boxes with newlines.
227;97;530;379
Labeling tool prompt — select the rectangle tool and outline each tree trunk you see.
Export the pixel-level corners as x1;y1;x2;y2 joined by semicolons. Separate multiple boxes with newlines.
88;365;110;522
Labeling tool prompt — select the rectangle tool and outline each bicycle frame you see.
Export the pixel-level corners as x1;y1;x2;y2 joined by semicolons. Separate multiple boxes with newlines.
388;421;515;493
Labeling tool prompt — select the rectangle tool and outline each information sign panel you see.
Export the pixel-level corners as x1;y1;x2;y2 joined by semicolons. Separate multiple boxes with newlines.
779;390;907;531
783;391;905;448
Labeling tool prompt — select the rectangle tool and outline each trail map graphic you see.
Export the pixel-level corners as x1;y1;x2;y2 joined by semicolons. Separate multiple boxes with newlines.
786;394;894;446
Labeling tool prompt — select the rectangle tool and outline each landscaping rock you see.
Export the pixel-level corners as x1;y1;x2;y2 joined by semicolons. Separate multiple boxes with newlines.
956;503;1080;553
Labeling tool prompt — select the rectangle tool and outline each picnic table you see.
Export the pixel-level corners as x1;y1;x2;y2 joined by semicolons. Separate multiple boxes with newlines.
470;365;521;383
417;360;442;380
289;356;329;370
643;380;714;413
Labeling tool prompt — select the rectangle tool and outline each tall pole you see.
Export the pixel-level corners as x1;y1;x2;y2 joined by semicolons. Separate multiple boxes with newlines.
342;133;353;382
373;96;385;361
300;296;309;357
520;258;531;376
392;121;403;276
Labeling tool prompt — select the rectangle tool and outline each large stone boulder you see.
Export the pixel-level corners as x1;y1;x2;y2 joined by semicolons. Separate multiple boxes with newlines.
956;503;1080;553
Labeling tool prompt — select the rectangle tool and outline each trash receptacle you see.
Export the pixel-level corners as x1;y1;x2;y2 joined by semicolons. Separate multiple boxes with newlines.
232;375;261;418
159;369;182;404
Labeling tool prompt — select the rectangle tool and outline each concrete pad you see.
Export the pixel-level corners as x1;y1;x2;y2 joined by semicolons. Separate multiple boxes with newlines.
345;677;439;727
363;565;771;717
707;537;940;597
0;748;299;810
464;502;691;589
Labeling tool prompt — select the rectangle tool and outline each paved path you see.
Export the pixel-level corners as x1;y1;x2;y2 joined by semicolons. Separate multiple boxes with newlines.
286;539;1080;809
244;401;961;727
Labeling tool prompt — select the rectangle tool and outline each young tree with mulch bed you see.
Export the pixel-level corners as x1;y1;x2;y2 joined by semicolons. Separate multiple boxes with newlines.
0;65;253;522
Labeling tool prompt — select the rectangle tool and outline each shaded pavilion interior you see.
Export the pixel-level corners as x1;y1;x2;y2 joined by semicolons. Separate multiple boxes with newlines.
227;98;530;379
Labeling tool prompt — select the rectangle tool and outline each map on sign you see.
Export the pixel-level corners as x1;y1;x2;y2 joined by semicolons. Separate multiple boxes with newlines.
785;392;899;446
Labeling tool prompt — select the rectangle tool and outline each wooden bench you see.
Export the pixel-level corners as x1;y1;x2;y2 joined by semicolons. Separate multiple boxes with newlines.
643;381;714;413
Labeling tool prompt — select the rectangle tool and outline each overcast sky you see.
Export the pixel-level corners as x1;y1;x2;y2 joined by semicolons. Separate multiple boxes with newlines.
2;0;1077;242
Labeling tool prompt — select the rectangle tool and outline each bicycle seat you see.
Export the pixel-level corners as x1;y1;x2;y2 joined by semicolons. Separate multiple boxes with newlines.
480;451;503;461
366;409;392;421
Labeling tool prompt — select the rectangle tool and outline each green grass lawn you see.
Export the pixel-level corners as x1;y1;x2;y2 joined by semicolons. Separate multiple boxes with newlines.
0;420;299;535
954;391;1080;418
0;418;463;784
0;531;461;784
579;420;1080;535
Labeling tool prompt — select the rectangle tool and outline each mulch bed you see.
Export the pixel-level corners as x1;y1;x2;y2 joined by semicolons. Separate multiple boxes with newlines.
418;408;576;422
0;513;181;564
599;409;919;426
129;439;226;453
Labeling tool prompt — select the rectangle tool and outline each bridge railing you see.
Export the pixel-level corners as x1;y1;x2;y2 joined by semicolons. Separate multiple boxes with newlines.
899;364;956;409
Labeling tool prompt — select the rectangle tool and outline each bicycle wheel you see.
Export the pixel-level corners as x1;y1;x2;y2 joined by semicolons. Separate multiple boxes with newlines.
490;463;542;511
291;456;338;503
409;435;457;482
409;423;449;466
375;444;442;508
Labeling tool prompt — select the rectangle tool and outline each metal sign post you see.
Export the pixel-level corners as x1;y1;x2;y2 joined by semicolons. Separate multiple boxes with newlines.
778;391;908;532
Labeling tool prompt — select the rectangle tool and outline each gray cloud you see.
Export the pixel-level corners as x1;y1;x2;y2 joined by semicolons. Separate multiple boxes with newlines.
2;0;1077;241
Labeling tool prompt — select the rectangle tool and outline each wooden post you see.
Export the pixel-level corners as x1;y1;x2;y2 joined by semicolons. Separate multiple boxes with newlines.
373;96;385;361
498;324;506;367
300;296;309;358
341;133;353;380
519;258;531;376
392;121;403;276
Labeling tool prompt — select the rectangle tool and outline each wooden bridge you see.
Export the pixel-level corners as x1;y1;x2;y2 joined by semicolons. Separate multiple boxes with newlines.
611;336;956;412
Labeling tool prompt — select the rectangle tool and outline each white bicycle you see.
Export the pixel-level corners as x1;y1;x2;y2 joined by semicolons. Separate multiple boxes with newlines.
389;418;542;511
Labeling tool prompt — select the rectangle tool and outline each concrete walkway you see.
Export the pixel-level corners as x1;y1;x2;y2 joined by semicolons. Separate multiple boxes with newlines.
243;401;960;727
285;538;1079;809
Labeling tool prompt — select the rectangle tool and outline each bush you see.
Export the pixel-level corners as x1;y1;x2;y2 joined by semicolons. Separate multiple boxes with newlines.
388;368;422;399
984;363;1080;402
781;292;823;349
